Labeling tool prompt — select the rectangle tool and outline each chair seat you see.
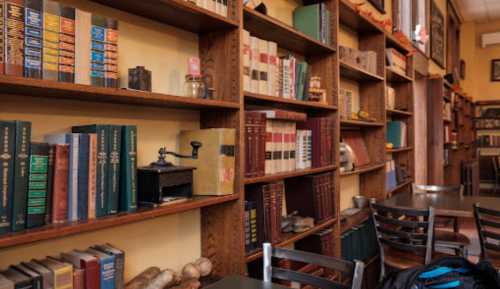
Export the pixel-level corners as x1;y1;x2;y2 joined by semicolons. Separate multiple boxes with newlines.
384;248;451;270
435;230;471;248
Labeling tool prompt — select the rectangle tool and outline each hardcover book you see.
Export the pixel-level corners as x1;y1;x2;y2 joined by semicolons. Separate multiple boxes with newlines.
0;268;32;289
26;142;50;228
91;244;124;289
34;259;73;289
107;126;121;214
0;273;14;289
42;0;60;81
104;18;118;88
342;131;370;168
51;144;69;224
0;2;5;74
60;251;99;289
119;126;137;212
179;128;235;196
75;9;91;85
245;112;266;178
88;134;97;219
11;265;42;289
85;248;115;289
0;122;15;234
46;145;55;224
22;261;52;289
24;0;43;79
72;125;109;218
5;0;24;76
11;121;31;231
90;15;106;87
249;36;259;93
258;38;268;95
59;5;75;83
297;117;334;168
77;134;90;220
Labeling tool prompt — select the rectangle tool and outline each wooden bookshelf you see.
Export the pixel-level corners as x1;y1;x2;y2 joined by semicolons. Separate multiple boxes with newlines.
244;165;337;185
0;195;239;250
339;61;384;82
244;92;337;111
387;108;413;116
340;208;371;235
387;179;413;196
340;163;385;177
386;67;414;82
340;120;385;127
386;147;413;153
338;0;384;33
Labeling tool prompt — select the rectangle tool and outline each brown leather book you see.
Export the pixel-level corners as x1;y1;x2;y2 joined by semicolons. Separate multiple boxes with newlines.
342;131;370;168
72;269;84;289
246;182;283;244
244;112;266;178
297;117;334;168
52;144;69;224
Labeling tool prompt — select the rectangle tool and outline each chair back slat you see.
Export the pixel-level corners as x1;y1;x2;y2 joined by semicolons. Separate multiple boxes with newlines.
271;268;349;289
262;243;364;289
370;203;435;272
273;247;354;273
474;203;500;258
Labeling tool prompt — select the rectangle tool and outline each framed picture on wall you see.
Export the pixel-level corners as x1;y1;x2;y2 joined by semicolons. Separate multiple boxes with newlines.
491;59;500;81
368;0;385;14
430;0;445;68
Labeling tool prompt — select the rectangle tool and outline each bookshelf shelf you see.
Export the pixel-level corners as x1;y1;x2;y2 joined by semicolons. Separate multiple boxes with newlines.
0;194;239;250
340;208;370;235
0;75;240;110
385;34;412;54
91;0;238;33
245;217;337;262
340;163;385;177
386;67;413;82
244;91;337;111
338;0;384;33
340;61;384;82
387;179;413;196
340;120;385;128
387;108;413;117
243;7;336;56
244;165;337;185
386;147;413;153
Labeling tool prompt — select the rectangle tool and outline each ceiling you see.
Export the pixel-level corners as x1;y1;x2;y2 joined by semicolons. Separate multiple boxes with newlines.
455;0;500;23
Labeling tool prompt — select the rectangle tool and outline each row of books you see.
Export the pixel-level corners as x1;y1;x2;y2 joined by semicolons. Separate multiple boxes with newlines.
190;0;228;17
242;31;311;101
339;88;353;120
0;243;124;289
341;220;377;262
0;121;137;235
387;121;408;149
477;135;500;147
1;0;119;88
339;46;378;75
245;112;333;177
444;125;458;145
475;118;500;129
245;172;335;253
293;3;331;46
386;48;407;76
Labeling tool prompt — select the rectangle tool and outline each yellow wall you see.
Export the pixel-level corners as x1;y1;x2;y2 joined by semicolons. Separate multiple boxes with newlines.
460;20;500;100
0;0;203;278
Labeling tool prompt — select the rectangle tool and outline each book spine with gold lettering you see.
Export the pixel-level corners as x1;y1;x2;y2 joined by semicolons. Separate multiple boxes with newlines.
11;121;31;232
0;2;5;74
119;126;137;212
26;142;49;229
107;125;120;215
5;0;24;76
58;5;74;83
42;0;59;81
0;121;15;235
104;18;118;88
24;0;42;79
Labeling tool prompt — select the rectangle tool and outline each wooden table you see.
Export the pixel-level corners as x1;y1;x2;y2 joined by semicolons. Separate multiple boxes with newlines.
382;192;500;218
205;276;289;289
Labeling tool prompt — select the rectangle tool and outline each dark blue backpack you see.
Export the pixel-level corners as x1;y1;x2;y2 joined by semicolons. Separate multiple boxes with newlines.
380;257;500;289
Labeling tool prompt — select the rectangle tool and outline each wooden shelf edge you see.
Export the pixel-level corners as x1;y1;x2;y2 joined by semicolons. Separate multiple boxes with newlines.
340;163;385;177
340;61;385;82
244;165;337;185
386;147;414;153
339;0;384;33
0;194;239;250
245;92;337;110
340;208;371;235
387;179;413;195
385;34;411;54
243;7;336;55
386;108;413;116
245;217;337;262
386;67;414;82
340;120;385;128
0;75;240;110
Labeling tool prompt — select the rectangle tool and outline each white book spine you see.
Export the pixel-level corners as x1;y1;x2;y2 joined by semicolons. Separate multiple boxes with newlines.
267;42;278;97
258;39;269;95
291;122;296;171
243;30;251;92
250;36;259;93
75;9;91;85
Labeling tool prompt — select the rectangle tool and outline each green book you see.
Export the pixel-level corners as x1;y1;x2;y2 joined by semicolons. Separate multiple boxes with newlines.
108;125;121;215
26;142;50;229
293;4;320;42
0;121;16;234
72;125;109;217
119;126;137;213
387;121;404;148
11;121;31;232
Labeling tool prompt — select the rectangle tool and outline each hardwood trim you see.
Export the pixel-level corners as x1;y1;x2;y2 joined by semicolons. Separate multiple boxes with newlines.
387;179;413;196
386;108;413;116
386;67;414;82
244;165;337;185
244;91;337;111
0;195;239;250
340;120;385;127
338;0;384;33
340;163;385;177
386;147;414;153
385;33;411;54
245;218;337;262
0;75;240;110
90;0;239;33
340;61;385;82
243;7;336;56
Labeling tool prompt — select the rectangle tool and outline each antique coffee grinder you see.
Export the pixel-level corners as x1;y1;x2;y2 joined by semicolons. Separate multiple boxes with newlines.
138;141;202;206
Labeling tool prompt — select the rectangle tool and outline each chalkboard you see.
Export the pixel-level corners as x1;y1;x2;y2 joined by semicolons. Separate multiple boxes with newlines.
430;0;444;68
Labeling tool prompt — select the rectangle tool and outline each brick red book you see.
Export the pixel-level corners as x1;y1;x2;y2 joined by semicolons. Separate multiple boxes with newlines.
61;251;100;289
51;144;69;224
342;131;370;167
245;112;266;178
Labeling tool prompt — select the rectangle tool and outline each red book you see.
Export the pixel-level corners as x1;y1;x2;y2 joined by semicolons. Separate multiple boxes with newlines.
52;144;69;223
342;131;370;167
61;251;100;289
245;112;266;177
297;117;334;168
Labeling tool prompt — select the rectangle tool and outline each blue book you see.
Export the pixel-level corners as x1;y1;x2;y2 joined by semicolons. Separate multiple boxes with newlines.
387;121;404;148
385;160;397;192
24;0;43;79
86;248;116;289
78;134;90;220
44;133;79;222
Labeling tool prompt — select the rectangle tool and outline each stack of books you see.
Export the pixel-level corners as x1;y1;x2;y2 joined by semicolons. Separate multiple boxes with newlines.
1;0;119;88
339;46;378;75
387;121;407;149
242;31;311;101
0;243;124;289
477;135;500;147
293;3;331;46
475;118;500;129
341;220;378;262
0;121;137;235
386;48;407;76
192;0;228;17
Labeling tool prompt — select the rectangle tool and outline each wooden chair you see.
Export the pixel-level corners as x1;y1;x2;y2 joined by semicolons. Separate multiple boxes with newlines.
473;203;500;272
262;243;365;289
370;203;436;280
412;184;471;256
